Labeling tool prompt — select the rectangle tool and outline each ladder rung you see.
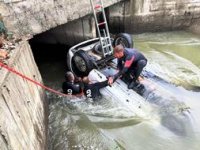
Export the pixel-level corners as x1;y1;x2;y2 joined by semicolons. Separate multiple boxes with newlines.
100;36;110;39
101;38;111;44
94;4;102;9
104;37;110;40
103;44;112;49
101;37;110;42
98;22;106;26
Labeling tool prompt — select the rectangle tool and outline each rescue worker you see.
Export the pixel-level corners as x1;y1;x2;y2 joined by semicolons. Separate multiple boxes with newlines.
110;45;147;89
62;71;83;95
82;72;112;100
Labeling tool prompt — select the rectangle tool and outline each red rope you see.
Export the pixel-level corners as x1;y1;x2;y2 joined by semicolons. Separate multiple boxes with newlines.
0;61;83;98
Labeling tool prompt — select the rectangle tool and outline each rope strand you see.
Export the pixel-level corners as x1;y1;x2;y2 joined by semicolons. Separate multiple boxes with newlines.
0;61;83;98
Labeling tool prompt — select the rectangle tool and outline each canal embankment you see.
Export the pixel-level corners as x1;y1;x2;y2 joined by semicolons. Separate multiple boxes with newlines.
0;41;47;150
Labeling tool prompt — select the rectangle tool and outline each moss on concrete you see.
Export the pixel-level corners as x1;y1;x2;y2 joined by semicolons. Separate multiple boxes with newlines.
0;14;7;36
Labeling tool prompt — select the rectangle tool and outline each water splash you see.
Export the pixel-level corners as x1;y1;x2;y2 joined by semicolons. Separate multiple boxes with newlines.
145;50;200;90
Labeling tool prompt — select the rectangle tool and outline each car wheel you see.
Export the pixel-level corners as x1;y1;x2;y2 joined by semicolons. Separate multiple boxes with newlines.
72;50;94;76
113;33;133;48
93;38;114;55
93;43;102;55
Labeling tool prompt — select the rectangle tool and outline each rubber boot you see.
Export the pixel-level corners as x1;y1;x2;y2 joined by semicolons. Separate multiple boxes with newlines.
128;80;139;89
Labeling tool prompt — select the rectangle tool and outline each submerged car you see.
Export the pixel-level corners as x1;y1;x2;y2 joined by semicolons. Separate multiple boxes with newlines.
67;33;133;77
66;33;190;119
66;34;153;118
67;33;147;95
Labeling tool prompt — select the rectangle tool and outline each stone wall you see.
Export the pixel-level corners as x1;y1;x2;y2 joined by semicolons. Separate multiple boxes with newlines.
188;19;200;35
0;42;47;150
109;0;200;33
1;0;200;42
30;15;96;46
0;0;122;38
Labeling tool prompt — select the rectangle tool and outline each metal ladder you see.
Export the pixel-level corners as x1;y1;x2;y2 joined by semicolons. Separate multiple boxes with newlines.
90;0;113;57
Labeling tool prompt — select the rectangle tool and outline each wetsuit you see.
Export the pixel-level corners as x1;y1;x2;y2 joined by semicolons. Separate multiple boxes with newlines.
114;48;147;81
62;81;82;95
83;80;108;100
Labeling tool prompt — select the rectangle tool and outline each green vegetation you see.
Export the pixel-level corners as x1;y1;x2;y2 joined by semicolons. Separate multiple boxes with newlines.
0;14;7;36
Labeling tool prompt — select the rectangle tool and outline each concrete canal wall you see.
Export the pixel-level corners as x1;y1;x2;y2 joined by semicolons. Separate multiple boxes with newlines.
0;42;47;150
109;0;200;33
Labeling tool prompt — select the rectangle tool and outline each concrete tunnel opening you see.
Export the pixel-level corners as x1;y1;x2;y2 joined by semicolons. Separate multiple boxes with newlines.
28;5;112;87
29;14;97;83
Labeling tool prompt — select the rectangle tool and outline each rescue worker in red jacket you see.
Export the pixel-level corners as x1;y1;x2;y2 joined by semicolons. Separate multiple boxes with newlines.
110;45;147;89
